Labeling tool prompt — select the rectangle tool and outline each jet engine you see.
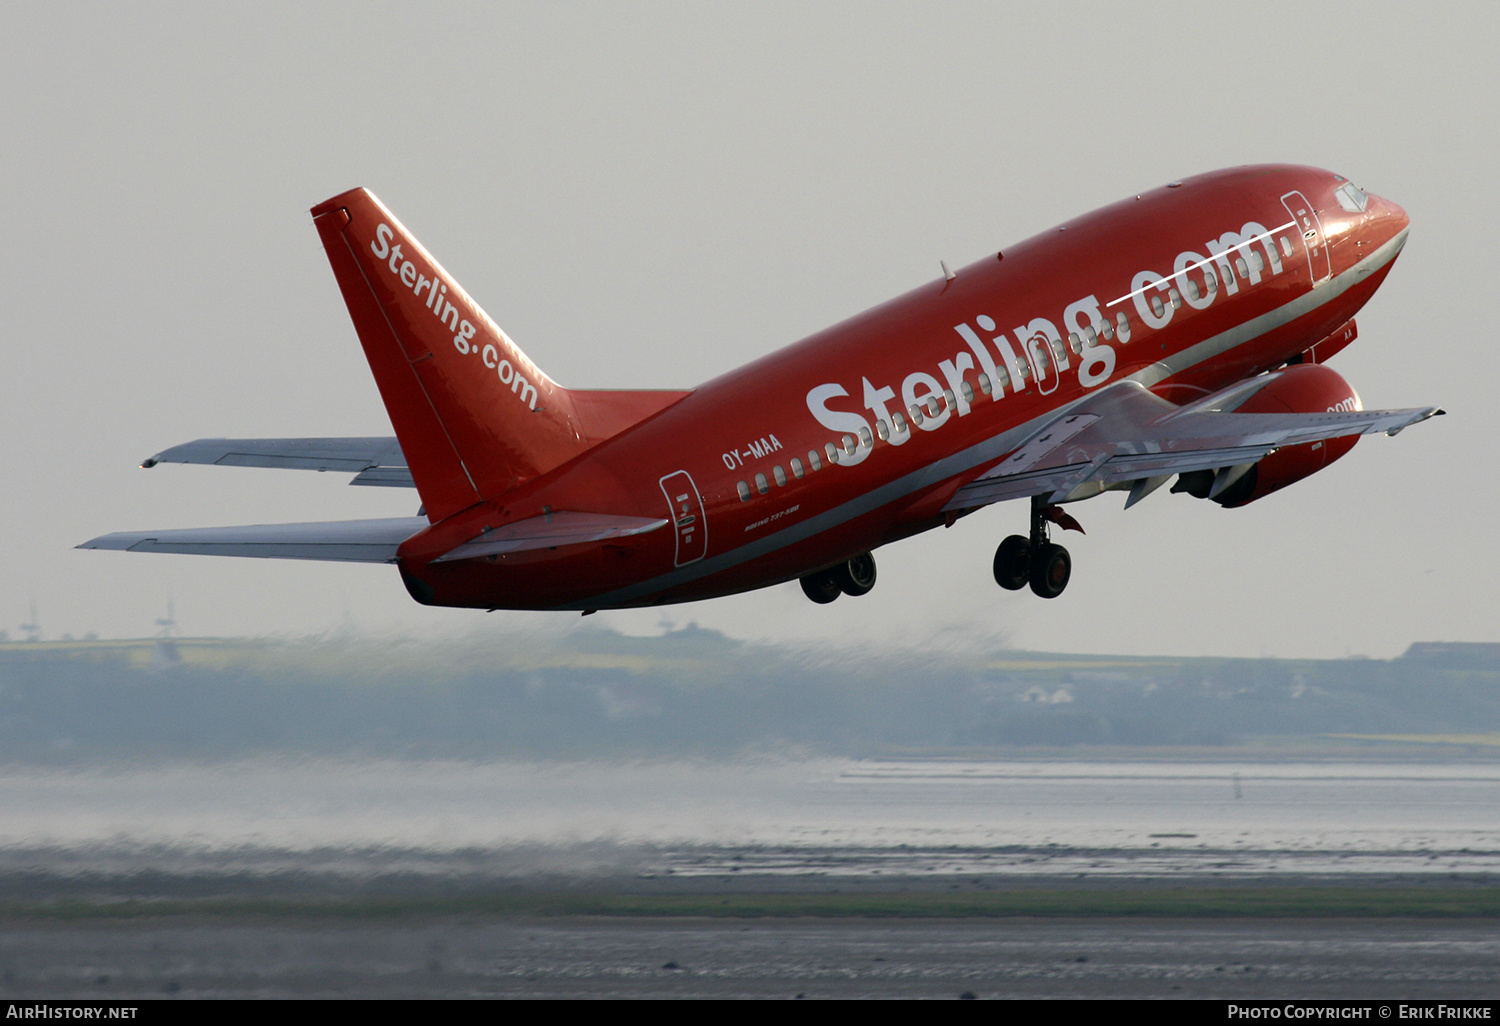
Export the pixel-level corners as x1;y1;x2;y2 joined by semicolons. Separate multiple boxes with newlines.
1178;364;1363;508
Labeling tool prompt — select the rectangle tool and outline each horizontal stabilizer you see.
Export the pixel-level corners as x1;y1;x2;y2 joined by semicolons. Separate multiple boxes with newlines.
143;437;414;488
348;467;416;488
144;436;413;484
432;511;668;563
77;516;428;563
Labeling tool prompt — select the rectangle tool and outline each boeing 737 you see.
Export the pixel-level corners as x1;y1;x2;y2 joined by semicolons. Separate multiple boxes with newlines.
81;165;1441;609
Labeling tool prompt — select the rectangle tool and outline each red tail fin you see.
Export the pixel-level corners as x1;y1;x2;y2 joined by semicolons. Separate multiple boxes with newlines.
312;188;589;520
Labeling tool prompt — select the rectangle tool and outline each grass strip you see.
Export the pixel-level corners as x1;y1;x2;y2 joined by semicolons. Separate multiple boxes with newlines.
6;886;1500;921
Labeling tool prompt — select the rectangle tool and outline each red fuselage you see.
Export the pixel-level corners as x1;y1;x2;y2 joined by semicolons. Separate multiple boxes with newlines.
393;165;1410;610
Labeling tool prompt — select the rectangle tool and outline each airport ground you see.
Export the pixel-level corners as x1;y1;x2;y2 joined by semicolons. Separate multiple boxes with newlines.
2;875;1499;1000
3;635;1497;998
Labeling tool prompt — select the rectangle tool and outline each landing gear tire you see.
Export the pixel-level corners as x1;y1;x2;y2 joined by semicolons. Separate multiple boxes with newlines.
834;552;877;596
993;535;1031;591
1029;542;1071;599
800;569;843;604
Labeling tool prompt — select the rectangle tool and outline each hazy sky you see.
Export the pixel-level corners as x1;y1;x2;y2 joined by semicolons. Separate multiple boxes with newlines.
5;1;1494;658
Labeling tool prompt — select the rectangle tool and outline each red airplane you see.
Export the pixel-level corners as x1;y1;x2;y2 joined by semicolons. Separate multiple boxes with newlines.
81;165;1441;608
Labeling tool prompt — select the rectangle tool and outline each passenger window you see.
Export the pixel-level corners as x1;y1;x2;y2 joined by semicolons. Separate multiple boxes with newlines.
1280;236;1293;258
791;457;805;479
960;381;974;403
1235;257;1248;278
1185;280;1199;301
995;365;1011;388
1116;312;1131;342
1205;268;1218;293
925;396;941;417
1100;320;1114;340
737;481;751;501
825;442;839;463
875;419;889;441
842;435;857;455
909;404;924;425
1168;287;1182;310
773;465;787;487
1252;251;1265;272
977;373;992;395
942;389;956;411
754;473;769;495
1067;332;1082;355
809;450;822;471
1083;326;1098;346
1150;294;1165;318
858;426;873;448
892;411;908;433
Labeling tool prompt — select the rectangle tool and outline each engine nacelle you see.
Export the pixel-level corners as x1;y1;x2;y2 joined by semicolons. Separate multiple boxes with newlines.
1201;364;1362;507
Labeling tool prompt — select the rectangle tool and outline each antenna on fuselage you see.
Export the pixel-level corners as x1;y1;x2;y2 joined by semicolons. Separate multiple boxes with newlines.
941;261;956;281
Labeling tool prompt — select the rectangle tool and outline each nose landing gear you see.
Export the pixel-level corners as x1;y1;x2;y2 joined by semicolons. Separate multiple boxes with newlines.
992;495;1078;599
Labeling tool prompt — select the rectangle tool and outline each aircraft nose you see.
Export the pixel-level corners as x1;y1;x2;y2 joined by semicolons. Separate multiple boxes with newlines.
1364;191;1410;250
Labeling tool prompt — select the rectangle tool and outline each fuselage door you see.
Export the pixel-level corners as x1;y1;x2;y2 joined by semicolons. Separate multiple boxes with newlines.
1023;328;1063;395
659;471;707;566
1281;191;1332;287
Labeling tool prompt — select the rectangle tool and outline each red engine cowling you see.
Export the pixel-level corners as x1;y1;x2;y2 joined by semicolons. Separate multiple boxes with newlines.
1210;364;1362;507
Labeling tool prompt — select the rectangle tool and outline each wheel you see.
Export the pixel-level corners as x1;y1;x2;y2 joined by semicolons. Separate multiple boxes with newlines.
834;552;877;596
800;569;843;604
1029;542;1071;599
993;535;1031;590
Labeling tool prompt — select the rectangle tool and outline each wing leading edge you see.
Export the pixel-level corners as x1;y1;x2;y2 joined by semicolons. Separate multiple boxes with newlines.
944;380;1443;513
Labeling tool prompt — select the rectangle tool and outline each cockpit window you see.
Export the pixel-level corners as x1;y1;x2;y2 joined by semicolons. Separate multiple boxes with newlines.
1335;182;1369;213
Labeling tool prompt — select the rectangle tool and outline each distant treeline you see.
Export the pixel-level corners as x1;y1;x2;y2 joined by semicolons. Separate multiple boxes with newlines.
0;628;1496;761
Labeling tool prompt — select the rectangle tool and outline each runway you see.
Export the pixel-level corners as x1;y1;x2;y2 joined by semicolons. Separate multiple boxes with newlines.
5;916;1499;999
3;756;1497;999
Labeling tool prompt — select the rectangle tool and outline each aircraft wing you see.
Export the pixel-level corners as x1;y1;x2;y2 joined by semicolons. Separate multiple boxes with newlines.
142;437;415;488
77;516;429;562
945;380;1443;512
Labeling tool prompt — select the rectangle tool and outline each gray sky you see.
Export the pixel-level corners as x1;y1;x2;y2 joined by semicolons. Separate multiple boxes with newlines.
4;1;1493;657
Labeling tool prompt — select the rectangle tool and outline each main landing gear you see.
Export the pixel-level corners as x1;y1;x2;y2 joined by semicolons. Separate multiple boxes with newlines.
993;495;1081;599
800;552;877;604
